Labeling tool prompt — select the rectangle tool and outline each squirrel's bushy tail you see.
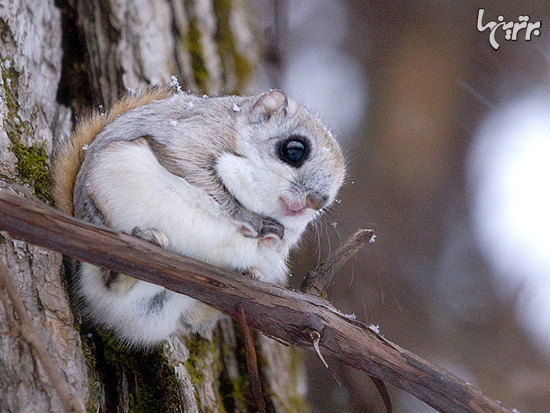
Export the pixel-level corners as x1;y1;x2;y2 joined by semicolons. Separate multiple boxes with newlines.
52;87;175;215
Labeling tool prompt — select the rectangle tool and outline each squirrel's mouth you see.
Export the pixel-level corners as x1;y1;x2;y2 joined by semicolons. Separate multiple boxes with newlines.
278;196;307;217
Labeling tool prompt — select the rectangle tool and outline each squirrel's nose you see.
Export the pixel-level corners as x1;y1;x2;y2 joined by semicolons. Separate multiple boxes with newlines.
306;192;329;210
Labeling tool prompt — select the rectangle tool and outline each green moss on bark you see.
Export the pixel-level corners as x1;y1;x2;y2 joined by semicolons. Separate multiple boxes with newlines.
80;329;184;413
183;14;209;93
213;0;254;94
181;0;255;95
1;58;54;204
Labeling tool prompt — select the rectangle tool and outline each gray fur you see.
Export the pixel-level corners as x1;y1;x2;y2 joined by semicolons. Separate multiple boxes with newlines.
69;89;345;346
74;93;286;238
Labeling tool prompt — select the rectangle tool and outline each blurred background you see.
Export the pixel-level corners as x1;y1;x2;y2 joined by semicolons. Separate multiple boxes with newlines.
251;1;550;412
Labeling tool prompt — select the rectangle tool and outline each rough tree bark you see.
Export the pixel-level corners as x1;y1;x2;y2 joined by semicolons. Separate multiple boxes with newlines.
0;0;307;411
0;1;88;412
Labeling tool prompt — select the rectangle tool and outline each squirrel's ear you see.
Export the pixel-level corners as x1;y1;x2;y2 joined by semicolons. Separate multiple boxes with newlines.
249;90;288;123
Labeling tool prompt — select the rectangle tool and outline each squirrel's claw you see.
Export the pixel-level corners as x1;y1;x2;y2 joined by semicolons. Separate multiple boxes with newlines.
131;227;170;248
234;211;284;241
259;217;284;239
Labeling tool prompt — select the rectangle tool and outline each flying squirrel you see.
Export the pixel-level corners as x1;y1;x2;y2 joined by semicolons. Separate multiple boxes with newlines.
53;87;345;347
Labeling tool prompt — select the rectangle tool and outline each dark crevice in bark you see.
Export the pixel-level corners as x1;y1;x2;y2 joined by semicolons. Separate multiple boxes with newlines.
55;0;94;116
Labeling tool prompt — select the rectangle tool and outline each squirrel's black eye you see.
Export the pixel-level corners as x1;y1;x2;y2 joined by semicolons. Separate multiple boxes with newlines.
278;136;310;167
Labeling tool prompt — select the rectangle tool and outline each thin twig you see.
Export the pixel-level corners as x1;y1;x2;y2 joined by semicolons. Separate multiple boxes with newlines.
370;376;393;413
310;331;328;368
0;259;84;413
236;304;266;413
309;330;344;387
300;228;375;295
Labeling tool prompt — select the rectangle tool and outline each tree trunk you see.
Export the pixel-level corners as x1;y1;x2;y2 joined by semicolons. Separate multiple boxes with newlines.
0;0;307;411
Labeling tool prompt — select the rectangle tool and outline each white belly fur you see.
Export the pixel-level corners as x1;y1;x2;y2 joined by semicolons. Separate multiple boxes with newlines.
78;140;289;346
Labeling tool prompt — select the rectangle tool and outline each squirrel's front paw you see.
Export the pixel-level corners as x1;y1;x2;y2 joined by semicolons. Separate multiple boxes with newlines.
234;210;284;241
234;210;262;238
259;217;284;239
257;217;285;249
131;227;170;248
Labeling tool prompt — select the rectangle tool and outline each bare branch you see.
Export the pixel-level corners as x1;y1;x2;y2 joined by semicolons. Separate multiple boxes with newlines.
300;228;375;294
0;191;513;413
